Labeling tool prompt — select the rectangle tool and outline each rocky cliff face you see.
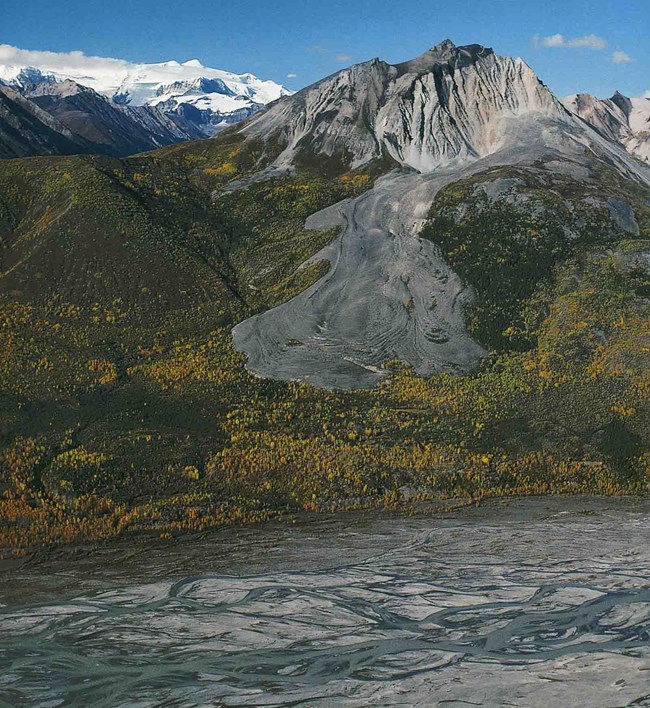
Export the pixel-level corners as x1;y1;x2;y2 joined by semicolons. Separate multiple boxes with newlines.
563;92;650;164
0;86;85;158
241;40;571;173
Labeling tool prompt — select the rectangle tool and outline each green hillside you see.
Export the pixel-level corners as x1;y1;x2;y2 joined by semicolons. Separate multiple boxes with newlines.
1;135;649;552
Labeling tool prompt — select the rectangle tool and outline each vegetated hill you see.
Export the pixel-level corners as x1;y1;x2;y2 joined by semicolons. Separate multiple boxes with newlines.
0;41;649;551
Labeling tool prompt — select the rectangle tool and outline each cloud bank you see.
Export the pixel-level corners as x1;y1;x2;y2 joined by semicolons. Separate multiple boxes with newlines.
0;44;132;81
533;33;608;50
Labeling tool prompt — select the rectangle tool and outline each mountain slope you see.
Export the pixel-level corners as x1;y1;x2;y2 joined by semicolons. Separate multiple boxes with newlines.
0;86;87;157
230;40;650;387
20;76;203;155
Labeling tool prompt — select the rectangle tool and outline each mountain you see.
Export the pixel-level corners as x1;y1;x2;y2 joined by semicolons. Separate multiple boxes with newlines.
231;40;650;387
0;73;203;157
239;40;647;177
563;91;650;163
1;52;291;138
0;53;291;158
1;41;649;549
0;84;88;157
17;72;204;155
0;56;290;110
240;41;566;173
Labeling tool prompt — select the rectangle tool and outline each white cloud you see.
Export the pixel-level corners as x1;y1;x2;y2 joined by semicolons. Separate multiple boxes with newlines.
287;72;297;78
567;34;608;49
308;45;353;64
612;51;631;64
539;33;565;47
0;43;131;81
533;33;608;50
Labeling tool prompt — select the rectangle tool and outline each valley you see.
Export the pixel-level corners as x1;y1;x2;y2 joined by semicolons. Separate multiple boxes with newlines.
0;41;649;552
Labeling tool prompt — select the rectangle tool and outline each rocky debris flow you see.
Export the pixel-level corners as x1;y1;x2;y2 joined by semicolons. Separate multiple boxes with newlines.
233;169;487;388
564;92;650;164
233;41;650;388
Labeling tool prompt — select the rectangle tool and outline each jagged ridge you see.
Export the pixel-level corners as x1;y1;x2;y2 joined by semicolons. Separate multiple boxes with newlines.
563;92;650;163
240;40;568;173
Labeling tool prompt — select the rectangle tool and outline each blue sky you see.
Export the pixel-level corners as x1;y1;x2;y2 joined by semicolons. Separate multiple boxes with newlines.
1;0;648;97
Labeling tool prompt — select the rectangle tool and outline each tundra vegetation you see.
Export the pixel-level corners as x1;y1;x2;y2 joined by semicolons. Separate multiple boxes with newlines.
1;134;649;553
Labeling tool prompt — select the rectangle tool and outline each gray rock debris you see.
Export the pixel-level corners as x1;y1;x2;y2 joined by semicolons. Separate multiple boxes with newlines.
607;199;639;235
233;170;486;389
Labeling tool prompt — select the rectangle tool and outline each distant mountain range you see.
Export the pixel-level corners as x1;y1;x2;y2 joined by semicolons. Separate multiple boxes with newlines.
562;91;650;164
0;55;291;158
0;47;648;165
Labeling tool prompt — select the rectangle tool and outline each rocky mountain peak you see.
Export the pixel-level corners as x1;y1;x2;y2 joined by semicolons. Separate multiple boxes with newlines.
21;77;94;99
610;91;633;115
240;40;564;173
396;40;494;76
11;67;57;90
563;90;649;163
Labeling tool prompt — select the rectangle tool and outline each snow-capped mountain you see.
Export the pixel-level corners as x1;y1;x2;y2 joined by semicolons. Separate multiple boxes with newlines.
0;51;291;133
563;92;650;163
4;70;204;156
0;48;292;157
152;77;261;116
